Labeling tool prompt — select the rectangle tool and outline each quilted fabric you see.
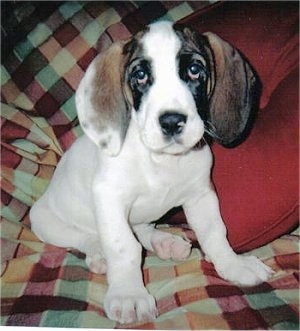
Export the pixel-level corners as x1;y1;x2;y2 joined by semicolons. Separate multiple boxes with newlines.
1;218;299;329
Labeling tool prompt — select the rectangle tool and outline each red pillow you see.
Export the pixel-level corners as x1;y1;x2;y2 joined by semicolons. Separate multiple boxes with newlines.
213;69;298;252
174;1;299;252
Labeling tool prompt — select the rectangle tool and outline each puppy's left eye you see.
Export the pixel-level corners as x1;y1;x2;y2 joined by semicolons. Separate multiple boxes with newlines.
188;64;202;80
135;69;148;85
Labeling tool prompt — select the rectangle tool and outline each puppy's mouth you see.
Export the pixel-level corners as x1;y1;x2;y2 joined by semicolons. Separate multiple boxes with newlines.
149;136;202;155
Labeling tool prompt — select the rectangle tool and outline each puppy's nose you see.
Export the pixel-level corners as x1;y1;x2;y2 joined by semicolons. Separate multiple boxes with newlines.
159;112;187;136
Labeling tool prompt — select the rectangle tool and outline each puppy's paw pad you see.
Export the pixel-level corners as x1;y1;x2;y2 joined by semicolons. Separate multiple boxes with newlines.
216;255;274;286
104;288;157;324
86;254;107;274
152;233;191;261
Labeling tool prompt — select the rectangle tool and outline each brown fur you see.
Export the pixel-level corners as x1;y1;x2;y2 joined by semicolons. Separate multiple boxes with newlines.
204;32;259;146
90;41;131;140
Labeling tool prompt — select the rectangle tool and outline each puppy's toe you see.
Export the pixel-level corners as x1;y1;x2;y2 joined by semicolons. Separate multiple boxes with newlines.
104;287;157;324
152;233;191;261
215;255;274;286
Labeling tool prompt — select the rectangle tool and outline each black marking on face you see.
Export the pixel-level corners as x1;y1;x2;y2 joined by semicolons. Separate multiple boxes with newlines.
178;53;209;120
123;32;154;111
175;26;211;122
127;58;153;111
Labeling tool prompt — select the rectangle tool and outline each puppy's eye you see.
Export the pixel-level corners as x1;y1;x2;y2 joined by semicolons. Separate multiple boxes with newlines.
134;69;148;85
188;63;202;80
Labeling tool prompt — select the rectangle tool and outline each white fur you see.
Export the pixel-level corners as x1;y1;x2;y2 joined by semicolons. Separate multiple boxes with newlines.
136;22;204;154
30;21;273;324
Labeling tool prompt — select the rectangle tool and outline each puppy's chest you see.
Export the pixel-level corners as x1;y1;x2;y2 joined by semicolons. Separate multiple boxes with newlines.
128;161;194;224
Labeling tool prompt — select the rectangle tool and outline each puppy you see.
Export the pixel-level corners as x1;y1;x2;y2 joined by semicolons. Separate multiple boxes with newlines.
30;21;273;324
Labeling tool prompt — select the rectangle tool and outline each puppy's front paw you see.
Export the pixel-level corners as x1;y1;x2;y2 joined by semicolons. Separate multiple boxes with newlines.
151;232;191;261
215;255;274;287
104;286;157;324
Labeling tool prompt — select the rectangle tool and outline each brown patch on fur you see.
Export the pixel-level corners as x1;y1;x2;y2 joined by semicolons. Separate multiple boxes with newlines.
90;41;131;138
87;28;148;143
203;32;259;147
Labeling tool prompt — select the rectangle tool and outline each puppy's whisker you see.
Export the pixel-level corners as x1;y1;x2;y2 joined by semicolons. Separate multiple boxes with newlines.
204;120;220;140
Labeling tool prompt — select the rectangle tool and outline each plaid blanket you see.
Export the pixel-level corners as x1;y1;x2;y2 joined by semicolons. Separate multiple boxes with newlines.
1;1;299;329
1;216;299;329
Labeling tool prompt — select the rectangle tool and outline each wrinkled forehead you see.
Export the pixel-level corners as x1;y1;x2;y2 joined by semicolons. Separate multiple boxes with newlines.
140;21;181;61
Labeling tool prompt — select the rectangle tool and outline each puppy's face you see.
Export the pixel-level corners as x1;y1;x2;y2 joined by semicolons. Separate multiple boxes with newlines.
76;21;259;157
124;22;209;154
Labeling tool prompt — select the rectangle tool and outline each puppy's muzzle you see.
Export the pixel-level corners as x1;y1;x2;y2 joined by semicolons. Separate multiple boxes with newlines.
159;112;187;137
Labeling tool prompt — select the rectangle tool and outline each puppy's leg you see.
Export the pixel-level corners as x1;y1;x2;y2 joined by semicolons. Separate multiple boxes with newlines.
133;223;191;261
183;188;274;286
30;197;106;274
93;189;157;324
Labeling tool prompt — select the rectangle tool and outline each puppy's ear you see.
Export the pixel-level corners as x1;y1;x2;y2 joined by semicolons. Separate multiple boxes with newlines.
204;32;260;147
76;41;131;156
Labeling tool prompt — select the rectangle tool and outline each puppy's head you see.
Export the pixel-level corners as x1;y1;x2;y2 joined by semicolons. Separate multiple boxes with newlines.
76;21;259;156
